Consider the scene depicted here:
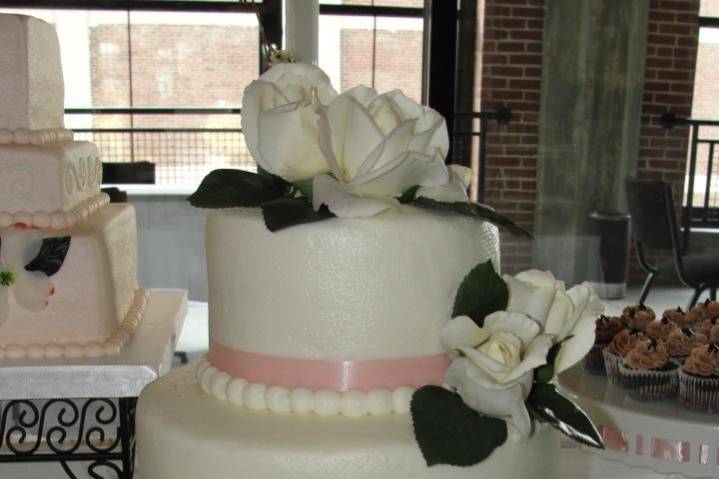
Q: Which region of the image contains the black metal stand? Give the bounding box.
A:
[0,397,137,478]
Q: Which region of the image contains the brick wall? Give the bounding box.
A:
[633,0,700,280]
[479,0,545,274]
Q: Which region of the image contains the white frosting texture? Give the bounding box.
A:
[0,141,102,215]
[0,15,64,132]
[0,128,73,145]
[0,288,149,360]
[0,192,110,230]
[206,206,500,361]
[0,204,139,348]
[195,359,414,416]
[137,366,560,479]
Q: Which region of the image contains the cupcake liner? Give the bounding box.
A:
[678,369,719,412]
[618,362,678,400]
[670,356,688,368]
[602,349,623,386]
[583,342,607,375]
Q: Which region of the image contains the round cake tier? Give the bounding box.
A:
[137,366,560,479]
[558,365,719,478]
[206,206,500,362]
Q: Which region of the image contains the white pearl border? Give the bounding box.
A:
[195,359,415,417]
[0,128,74,145]
[0,193,110,230]
[0,288,150,360]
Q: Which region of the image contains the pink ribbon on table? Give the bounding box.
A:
[209,340,451,392]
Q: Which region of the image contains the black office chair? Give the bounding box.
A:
[626,177,719,310]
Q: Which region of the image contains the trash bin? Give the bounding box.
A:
[588,212,631,300]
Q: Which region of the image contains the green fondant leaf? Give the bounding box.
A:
[261,197,334,232]
[25,236,71,277]
[452,260,508,327]
[292,179,314,200]
[410,197,532,238]
[411,386,508,467]
[188,169,290,208]
[535,335,574,383]
[398,185,420,204]
[527,383,603,449]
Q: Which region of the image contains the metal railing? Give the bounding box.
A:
[66,107,253,185]
[661,112,719,231]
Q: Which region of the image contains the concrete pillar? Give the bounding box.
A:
[534,0,650,284]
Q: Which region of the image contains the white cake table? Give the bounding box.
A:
[0,289,187,479]
[558,365,719,479]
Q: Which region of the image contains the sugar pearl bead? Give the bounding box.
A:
[6,345,27,359]
[63,344,84,358]
[0,212,13,227]
[392,387,414,414]
[50,211,67,229]
[13,129,30,144]
[367,389,393,416]
[314,390,341,416]
[195,360,211,378]
[243,383,268,411]
[27,344,45,359]
[210,371,231,401]
[340,390,368,417]
[83,342,104,358]
[45,344,64,359]
[15,212,32,226]
[199,366,218,394]
[226,378,248,406]
[266,386,291,413]
[32,212,51,229]
[290,388,314,414]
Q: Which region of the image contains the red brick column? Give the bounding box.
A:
[479,0,544,274]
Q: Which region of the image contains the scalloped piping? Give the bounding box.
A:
[0,193,110,230]
[0,288,150,360]
[0,128,74,145]
[194,359,416,417]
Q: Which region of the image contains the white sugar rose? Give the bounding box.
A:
[312,86,453,218]
[241,63,337,181]
[442,314,554,441]
[504,270,603,375]
[0,225,54,326]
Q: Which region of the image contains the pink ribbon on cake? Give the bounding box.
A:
[209,340,450,392]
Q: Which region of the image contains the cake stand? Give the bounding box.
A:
[0,289,187,479]
[558,365,719,479]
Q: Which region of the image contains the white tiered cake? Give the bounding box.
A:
[0,15,147,360]
[137,207,560,478]
[137,62,605,478]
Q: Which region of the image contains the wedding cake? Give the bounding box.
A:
[137,63,604,478]
[0,14,147,360]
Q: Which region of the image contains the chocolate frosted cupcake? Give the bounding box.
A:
[622,304,655,331]
[667,327,708,364]
[679,343,719,411]
[663,306,685,324]
[688,299,719,324]
[646,316,679,341]
[583,315,623,374]
[700,317,719,337]
[619,338,678,400]
[711,325,719,344]
[603,329,643,385]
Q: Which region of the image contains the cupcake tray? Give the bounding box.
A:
[558,365,719,478]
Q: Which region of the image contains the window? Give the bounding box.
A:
[1,2,428,188]
[687,0,719,216]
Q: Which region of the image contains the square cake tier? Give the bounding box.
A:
[0,141,102,215]
[0,15,65,132]
[0,204,139,350]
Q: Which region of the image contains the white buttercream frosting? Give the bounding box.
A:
[206,206,500,361]
[0,288,148,360]
[0,15,65,132]
[0,192,109,229]
[195,359,412,416]
[137,366,562,479]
